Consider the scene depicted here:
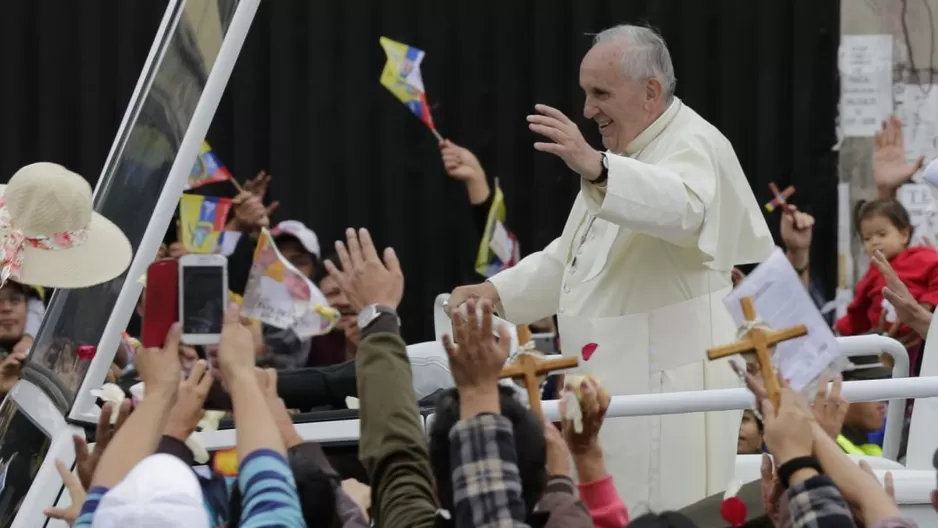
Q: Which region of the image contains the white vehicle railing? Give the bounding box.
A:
[839,334,909,459]
[539,335,921,461]
[197,335,925,463]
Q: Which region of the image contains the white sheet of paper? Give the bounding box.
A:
[489,220,513,263]
[897,183,937,245]
[839,35,893,137]
[895,83,938,175]
[723,248,842,391]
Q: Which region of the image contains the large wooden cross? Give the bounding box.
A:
[707,297,807,407]
[765,182,796,213]
[500,324,578,418]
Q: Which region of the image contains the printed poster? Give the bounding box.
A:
[897,183,938,245]
[839,35,894,137]
[894,83,938,176]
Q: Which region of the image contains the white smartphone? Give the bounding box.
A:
[178,253,228,346]
[432,293,519,354]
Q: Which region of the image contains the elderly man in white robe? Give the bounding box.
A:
[447,24,774,510]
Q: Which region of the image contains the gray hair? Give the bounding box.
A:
[593,25,677,100]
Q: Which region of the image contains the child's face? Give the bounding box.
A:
[860,215,909,259]
[737,410,763,455]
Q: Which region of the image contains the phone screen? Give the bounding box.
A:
[182,265,225,335]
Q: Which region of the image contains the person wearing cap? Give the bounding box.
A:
[270,220,320,278]
[836,357,889,457]
[258,220,327,369]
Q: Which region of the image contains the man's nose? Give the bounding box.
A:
[583,99,597,119]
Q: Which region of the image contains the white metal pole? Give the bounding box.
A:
[541,376,938,421]
[69,0,262,422]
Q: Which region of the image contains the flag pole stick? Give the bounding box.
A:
[431,128,443,143]
[229,177,245,194]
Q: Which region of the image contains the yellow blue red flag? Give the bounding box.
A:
[475,179,520,277]
[179,194,233,254]
[188,141,233,190]
[379,37,438,136]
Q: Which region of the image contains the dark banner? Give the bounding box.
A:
[0,0,840,342]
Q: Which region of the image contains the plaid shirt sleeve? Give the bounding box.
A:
[786,474,858,528]
[449,413,530,528]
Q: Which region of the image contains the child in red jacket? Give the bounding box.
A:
[836,199,938,374]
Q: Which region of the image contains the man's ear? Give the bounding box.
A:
[644,78,664,106]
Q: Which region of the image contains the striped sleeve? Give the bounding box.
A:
[237,449,305,528]
[71,486,109,527]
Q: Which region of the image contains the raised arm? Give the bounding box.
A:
[324,228,438,528]
[579,144,713,248]
[528,102,771,269]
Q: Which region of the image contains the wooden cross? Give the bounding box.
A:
[706,297,808,407]
[500,324,578,418]
[765,182,796,213]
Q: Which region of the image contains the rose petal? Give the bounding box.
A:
[581,342,598,361]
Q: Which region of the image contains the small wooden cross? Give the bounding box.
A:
[500,324,578,418]
[765,182,796,213]
[707,297,808,407]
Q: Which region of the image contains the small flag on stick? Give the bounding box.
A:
[178,194,233,254]
[188,141,243,192]
[241,229,339,338]
[379,37,442,141]
[764,182,796,213]
[475,179,520,277]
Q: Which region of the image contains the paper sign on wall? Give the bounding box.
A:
[897,183,937,245]
[839,35,894,137]
[895,83,938,175]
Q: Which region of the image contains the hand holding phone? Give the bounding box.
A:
[178,254,228,346]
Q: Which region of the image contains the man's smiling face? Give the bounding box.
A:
[579,40,661,154]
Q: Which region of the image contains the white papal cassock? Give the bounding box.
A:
[488,97,774,511]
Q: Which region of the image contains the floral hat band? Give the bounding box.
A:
[0,198,89,287]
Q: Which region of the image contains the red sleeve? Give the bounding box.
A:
[835,269,876,336]
[577,476,629,528]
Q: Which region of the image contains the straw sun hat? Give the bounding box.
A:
[0,162,132,288]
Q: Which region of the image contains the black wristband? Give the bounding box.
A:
[776,456,821,488]
[592,152,609,184]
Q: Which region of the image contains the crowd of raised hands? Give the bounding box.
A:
[36,223,936,528]
[736,362,918,527]
[44,302,309,526]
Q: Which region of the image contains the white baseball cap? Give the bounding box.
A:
[271,220,320,258]
[92,454,209,528]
